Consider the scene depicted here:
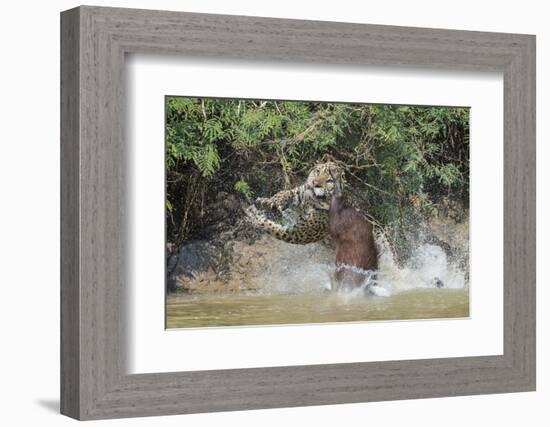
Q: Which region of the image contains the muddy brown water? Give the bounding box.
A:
[166,287,469,329]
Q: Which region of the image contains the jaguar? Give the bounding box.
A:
[245,155,345,244]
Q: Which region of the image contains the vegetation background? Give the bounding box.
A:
[165,97,469,249]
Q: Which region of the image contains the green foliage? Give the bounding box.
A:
[234,179,252,198]
[166,97,469,243]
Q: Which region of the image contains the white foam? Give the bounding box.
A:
[377,240,468,294]
[253,237,468,298]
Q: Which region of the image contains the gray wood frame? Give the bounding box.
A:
[60,5,536,420]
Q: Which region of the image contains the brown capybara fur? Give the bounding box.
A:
[328,193,378,291]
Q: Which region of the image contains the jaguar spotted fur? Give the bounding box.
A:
[245,155,345,244]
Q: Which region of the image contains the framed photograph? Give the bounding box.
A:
[61,6,536,420]
[163,97,471,329]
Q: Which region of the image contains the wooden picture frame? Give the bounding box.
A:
[60,5,536,420]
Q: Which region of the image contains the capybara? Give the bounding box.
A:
[328,186,378,292]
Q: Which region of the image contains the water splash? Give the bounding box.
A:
[253,233,468,298]
[374,238,468,296]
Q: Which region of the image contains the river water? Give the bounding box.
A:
[167,288,469,328]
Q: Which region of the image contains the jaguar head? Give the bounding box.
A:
[305,155,345,210]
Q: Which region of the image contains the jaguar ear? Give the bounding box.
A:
[319,153,335,163]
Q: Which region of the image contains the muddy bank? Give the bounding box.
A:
[168,235,334,294]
